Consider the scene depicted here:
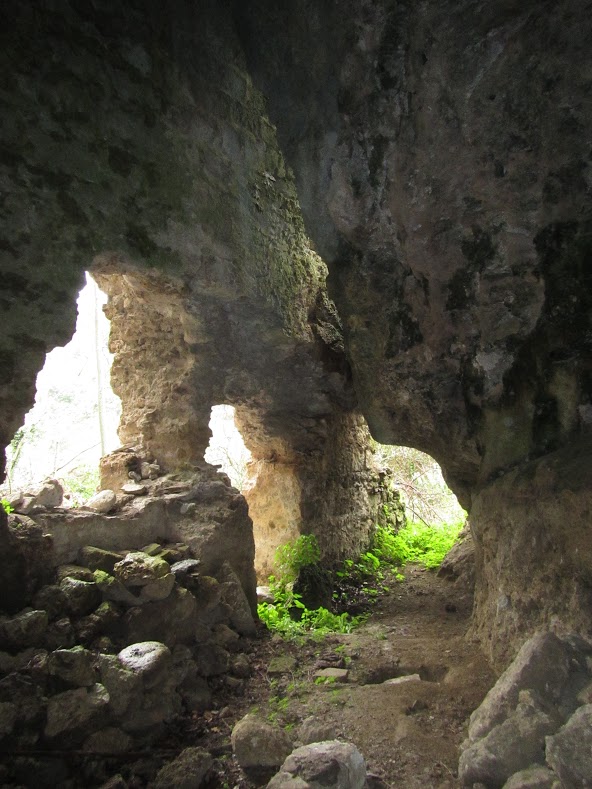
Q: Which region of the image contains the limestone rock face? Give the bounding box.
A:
[239,0,592,662]
[0,0,591,665]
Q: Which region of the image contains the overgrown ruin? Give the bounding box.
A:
[0,0,591,786]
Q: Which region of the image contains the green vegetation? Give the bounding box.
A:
[1,499,13,515]
[372,520,464,570]
[257,535,366,641]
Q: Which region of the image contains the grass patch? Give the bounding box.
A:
[374,520,464,569]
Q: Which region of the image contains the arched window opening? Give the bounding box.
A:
[1,273,121,505]
[204,404,252,491]
[372,442,466,527]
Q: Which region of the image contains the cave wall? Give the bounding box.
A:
[0,0,387,579]
[237,0,592,664]
[2,0,591,665]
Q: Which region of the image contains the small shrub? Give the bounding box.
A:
[373,520,464,570]
[258,535,365,641]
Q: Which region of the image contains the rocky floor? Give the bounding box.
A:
[0,561,496,787]
[179,565,495,788]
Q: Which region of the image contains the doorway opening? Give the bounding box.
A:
[204,404,252,491]
[1,273,121,505]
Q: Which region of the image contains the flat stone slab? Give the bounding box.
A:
[314,667,349,681]
[383,674,422,685]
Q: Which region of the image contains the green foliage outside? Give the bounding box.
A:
[257,535,366,640]
[372,519,464,570]
[62,464,100,505]
[1,499,13,515]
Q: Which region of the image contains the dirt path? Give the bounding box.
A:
[191,564,496,788]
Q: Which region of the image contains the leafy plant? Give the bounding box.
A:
[372,520,464,570]
[1,499,13,515]
[257,535,365,641]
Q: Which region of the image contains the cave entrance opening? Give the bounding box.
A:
[0,272,121,505]
[204,404,253,492]
[372,442,466,527]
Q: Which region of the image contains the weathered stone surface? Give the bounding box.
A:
[152,747,213,789]
[85,490,117,514]
[57,565,96,583]
[79,546,124,573]
[48,646,96,687]
[0,610,48,651]
[193,643,230,677]
[60,577,102,617]
[459,693,558,787]
[44,684,110,742]
[468,633,582,742]
[438,526,475,591]
[269,740,367,789]
[0,0,591,676]
[98,655,141,718]
[22,480,63,510]
[32,585,67,620]
[218,562,256,636]
[546,704,592,788]
[297,717,338,747]
[120,587,199,647]
[113,552,170,587]
[231,715,293,783]
[120,483,147,496]
[315,668,349,682]
[45,617,76,651]
[502,766,560,789]
[118,642,172,688]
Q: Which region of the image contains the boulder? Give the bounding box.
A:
[57,564,96,582]
[231,714,293,783]
[297,717,338,746]
[218,562,256,636]
[120,586,199,647]
[118,642,172,689]
[152,747,213,788]
[48,646,96,687]
[79,546,123,573]
[60,577,102,617]
[193,643,230,677]
[459,692,559,787]
[0,609,48,651]
[113,552,175,602]
[468,633,584,742]
[45,617,76,651]
[438,526,475,590]
[268,740,367,789]
[93,570,141,606]
[28,479,63,509]
[502,765,560,789]
[75,601,120,644]
[98,655,141,717]
[44,683,110,743]
[85,490,117,514]
[33,585,67,620]
[546,704,592,788]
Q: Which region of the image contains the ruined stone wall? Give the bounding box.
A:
[239,0,592,662]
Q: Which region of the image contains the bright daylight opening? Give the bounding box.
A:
[1,273,121,505]
[204,404,252,491]
[372,442,466,527]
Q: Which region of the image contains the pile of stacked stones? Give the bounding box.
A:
[0,536,256,787]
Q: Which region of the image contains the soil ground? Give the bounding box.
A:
[184,563,496,788]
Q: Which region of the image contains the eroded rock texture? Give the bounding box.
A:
[238,0,592,664]
[1,0,591,664]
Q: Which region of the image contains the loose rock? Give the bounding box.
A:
[546,703,592,788]
[152,747,213,788]
[231,714,293,783]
